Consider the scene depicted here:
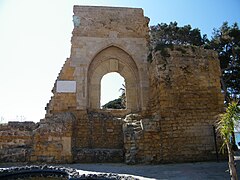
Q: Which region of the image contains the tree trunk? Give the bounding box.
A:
[220,77,230,103]
[227,141,238,180]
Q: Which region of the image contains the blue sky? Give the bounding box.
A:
[0,0,239,122]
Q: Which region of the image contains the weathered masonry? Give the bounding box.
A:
[46,6,149,114]
[0,6,224,164]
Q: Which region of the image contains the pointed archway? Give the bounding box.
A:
[88,46,140,112]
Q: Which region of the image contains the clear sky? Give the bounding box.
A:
[0,0,239,123]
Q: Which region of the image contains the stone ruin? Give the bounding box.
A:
[0,6,224,164]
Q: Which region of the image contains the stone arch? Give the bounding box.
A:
[88,46,140,111]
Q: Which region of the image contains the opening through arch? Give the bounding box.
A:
[88,46,141,112]
[101,72,126,109]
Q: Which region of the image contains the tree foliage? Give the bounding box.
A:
[205,22,240,102]
[217,101,240,180]
[102,84,126,109]
[217,102,240,148]
[102,98,124,109]
[150,21,240,103]
[150,21,206,48]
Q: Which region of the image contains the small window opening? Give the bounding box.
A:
[101,72,126,109]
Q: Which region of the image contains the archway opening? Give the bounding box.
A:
[101,72,126,109]
[88,46,141,111]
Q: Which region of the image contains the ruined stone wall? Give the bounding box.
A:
[0,122,37,162]
[44,6,150,163]
[0,6,225,164]
[143,46,223,163]
[30,113,75,163]
[72,110,124,163]
[0,44,224,165]
[123,114,162,164]
[72,6,149,38]
[0,113,76,164]
[46,58,77,115]
[46,6,149,113]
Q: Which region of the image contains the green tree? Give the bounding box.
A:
[150,21,240,103]
[206,22,240,103]
[102,98,123,109]
[217,101,240,180]
[150,21,205,48]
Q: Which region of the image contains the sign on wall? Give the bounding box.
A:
[56,81,76,93]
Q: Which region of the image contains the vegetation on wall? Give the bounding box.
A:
[149,21,240,103]
[105,21,240,107]
[148,21,206,63]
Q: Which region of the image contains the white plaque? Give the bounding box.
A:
[56,81,76,93]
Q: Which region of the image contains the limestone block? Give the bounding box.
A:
[109,59,119,72]
[62,137,72,155]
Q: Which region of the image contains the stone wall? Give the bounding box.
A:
[72,6,149,38]
[0,46,224,164]
[0,122,37,162]
[0,111,124,164]
[0,113,76,164]
[123,114,162,164]
[30,113,75,163]
[72,110,124,163]
[46,6,150,113]
[46,58,76,115]
[124,45,224,163]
